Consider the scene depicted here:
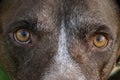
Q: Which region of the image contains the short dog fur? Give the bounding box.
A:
[0,0,120,80]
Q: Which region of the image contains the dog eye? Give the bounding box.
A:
[14,29,31,44]
[93,34,108,48]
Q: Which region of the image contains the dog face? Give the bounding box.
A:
[1,0,120,80]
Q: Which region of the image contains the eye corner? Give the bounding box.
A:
[9,28,36,47]
[7,19,37,46]
[87,32,113,52]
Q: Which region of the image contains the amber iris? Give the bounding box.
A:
[93,34,108,48]
[14,29,30,42]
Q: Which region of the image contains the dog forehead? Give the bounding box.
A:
[1,0,117,17]
[2,0,118,34]
[2,0,95,17]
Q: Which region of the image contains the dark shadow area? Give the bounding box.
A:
[116,0,120,9]
[109,54,120,79]
[108,69,120,80]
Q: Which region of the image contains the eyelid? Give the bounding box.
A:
[90,25,114,40]
[9,28,35,46]
[8,20,36,33]
[7,19,37,47]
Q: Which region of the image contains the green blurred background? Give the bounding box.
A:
[0,64,10,80]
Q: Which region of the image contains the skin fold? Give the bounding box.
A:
[0,0,120,80]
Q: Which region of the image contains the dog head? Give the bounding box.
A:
[0,0,120,80]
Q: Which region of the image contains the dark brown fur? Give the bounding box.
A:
[0,0,120,80]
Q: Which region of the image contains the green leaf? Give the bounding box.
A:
[0,64,10,80]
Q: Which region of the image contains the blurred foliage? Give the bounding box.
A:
[0,64,10,80]
[109,62,120,80]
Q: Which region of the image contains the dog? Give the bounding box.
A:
[0,0,120,80]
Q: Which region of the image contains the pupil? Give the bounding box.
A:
[96,36,104,42]
[20,30,27,37]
